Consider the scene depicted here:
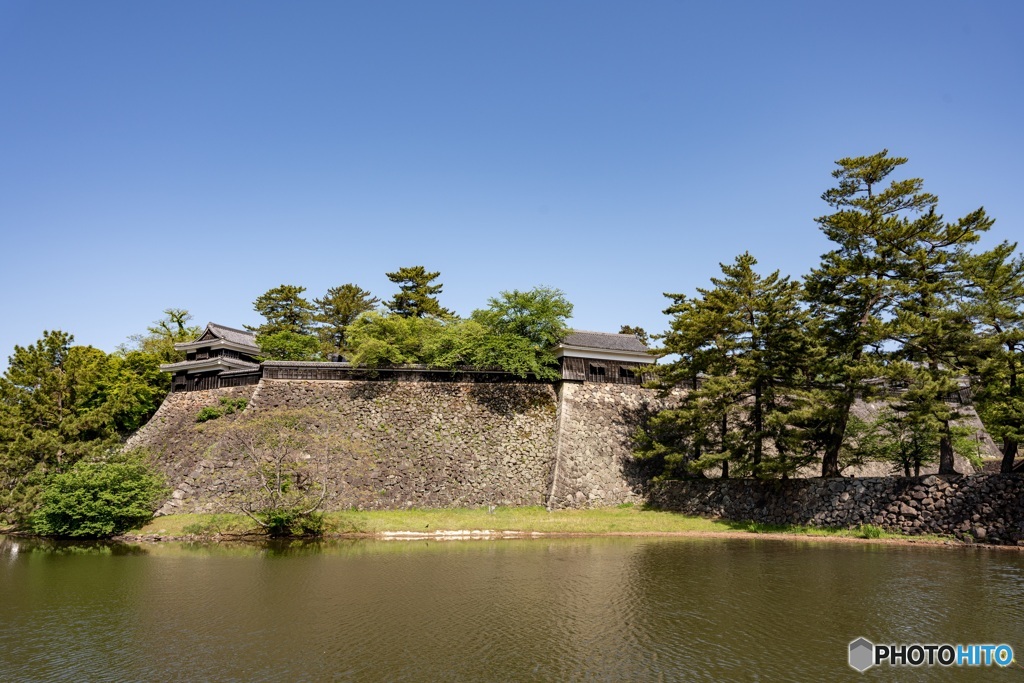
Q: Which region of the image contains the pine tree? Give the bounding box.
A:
[248,285,315,335]
[641,253,813,478]
[805,150,991,476]
[0,331,163,525]
[886,203,990,473]
[314,284,380,354]
[384,266,452,319]
[248,285,320,361]
[962,242,1024,472]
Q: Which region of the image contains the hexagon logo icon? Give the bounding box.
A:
[849,637,875,672]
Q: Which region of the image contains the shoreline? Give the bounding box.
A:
[109,528,1024,551]
[8,505,1022,550]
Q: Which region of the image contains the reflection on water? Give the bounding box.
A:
[1,535,1021,682]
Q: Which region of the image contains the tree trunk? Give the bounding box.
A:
[938,423,958,474]
[1001,438,1019,474]
[752,384,763,469]
[719,413,729,479]
[820,390,855,477]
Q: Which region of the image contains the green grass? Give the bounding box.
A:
[133,507,954,543]
[722,519,948,542]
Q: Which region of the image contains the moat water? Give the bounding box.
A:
[1,535,1021,682]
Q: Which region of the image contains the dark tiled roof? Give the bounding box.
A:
[159,357,261,372]
[561,330,649,353]
[206,323,259,349]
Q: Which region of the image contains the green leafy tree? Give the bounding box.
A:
[30,450,167,538]
[101,350,171,432]
[255,331,323,362]
[641,253,815,478]
[472,287,573,348]
[804,150,991,476]
[347,287,573,379]
[249,285,316,335]
[467,286,573,378]
[962,242,1024,472]
[0,331,167,526]
[314,284,380,355]
[345,312,445,367]
[123,308,201,364]
[427,319,563,380]
[384,266,453,318]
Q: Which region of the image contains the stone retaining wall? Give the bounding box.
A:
[547,382,662,508]
[649,475,1024,545]
[135,379,561,514]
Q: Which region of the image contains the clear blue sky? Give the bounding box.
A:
[1,1,1021,361]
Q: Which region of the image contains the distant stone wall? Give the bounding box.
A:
[136,379,559,514]
[547,382,664,508]
[650,475,1024,545]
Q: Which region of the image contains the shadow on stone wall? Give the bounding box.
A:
[617,401,664,496]
[469,383,557,416]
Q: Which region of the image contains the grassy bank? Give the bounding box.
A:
[131,505,953,543]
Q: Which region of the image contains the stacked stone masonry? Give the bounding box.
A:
[650,475,1024,545]
[130,379,562,515]
[547,382,665,508]
[128,378,1020,544]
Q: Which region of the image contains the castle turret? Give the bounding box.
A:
[160,323,262,391]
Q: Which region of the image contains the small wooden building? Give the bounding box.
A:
[554,331,654,385]
[160,323,262,392]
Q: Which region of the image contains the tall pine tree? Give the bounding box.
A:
[384,266,453,319]
[962,242,1024,472]
[314,284,380,355]
[641,253,814,478]
[805,150,991,475]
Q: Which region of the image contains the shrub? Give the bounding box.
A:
[196,406,223,423]
[220,397,248,413]
[31,451,168,538]
[195,397,249,423]
[256,508,326,537]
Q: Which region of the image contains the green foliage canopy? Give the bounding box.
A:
[638,253,816,479]
[255,330,323,362]
[250,284,316,336]
[0,330,167,525]
[30,450,167,538]
[314,283,380,355]
[384,266,453,319]
[123,309,201,364]
[346,286,573,380]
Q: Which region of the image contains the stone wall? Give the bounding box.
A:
[130,377,1012,537]
[136,379,559,514]
[649,474,1024,545]
[547,382,663,508]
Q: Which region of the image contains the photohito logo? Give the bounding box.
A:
[849,638,1014,672]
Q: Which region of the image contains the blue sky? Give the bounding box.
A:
[1,1,1021,361]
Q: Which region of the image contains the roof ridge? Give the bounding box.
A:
[207,322,256,336]
[568,329,635,336]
